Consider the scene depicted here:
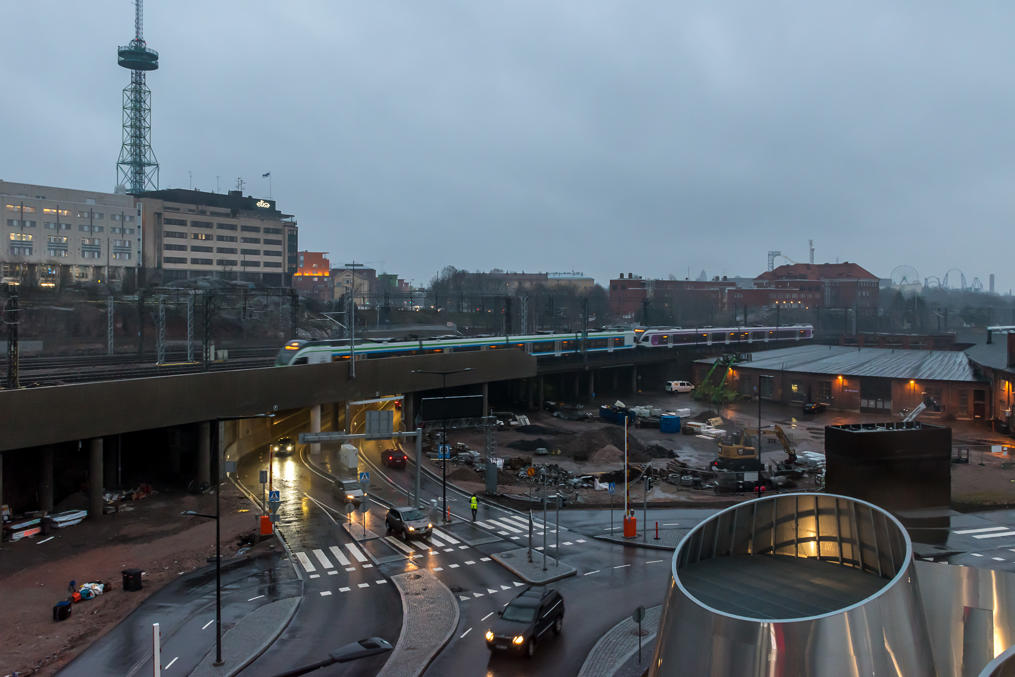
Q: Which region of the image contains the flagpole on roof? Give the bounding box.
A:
[262,171,272,199]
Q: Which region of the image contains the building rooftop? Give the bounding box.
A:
[756,262,878,282]
[136,188,292,219]
[697,344,983,382]
[965,338,1012,373]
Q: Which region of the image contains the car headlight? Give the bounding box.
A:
[512,635,525,645]
[346,494,354,500]
[286,445,293,451]
[485,630,494,642]
[408,526,415,531]
[272,446,279,451]
[427,523,432,529]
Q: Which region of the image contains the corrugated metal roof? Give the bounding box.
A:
[696,344,983,382]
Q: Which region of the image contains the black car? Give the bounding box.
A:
[802,402,828,414]
[485,586,564,657]
[272,436,295,455]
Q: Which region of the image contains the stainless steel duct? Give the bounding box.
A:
[650,492,934,676]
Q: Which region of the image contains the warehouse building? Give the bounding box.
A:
[695,344,987,418]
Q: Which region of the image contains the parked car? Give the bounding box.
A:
[382,448,408,469]
[485,586,564,657]
[802,401,828,414]
[333,478,365,506]
[272,436,295,456]
[385,506,432,541]
[665,380,695,393]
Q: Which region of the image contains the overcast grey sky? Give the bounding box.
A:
[2,2,1013,291]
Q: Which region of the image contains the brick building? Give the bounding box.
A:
[731,262,880,311]
[292,250,332,303]
[608,274,737,319]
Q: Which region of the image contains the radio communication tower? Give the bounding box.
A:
[116,0,159,193]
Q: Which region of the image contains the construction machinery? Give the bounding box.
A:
[901,393,940,422]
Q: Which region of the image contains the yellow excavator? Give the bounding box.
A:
[713,425,797,471]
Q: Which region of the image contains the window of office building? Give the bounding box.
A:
[241,236,260,244]
[216,223,237,231]
[47,235,68,245]
[164,231,186,239]
[191,258,213,265]
[216,247,237,254]
[191,245,213,253]
[216,259,237,266]
[191,220,213,229]
[164,256,187,264]
[112,252,132,260]
[241,225,261,233]
[240,248,260,256]
[92,225,103,232]
[111,226,122,234]
[81,250,102,259]
[10,244,32,255]
[192,233,212,241]
[5,204,36,213]
[164,217,187,226]
[6,219,17,227]
[9,232,32,242]
[263,227,282,234]
[164,243,187,251]
[263,238,282,246]
[216,234,237,242]
[264,250,282,256]
[76,210,88,218]
[264,261,282,268]
[47,248,69,257]
[21,220,36,228]
[42,208,69,216]
[241,260,261,267]
[127,227,135,234]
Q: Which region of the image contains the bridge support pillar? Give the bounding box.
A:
[310,404,322,457]
[631,366,638,393]
[588,370,595,400]
[573,373,581,402]
[537,376,544,411]
[216,421,225,482]
[89,438,103,520]
[40,447,54,513]
[403,394,414,430]
[198,421,211,487]
[482,383,490,417]
[527,379,535,410]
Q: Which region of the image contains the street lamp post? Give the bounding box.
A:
[411,367,472,523]
[182,406,276,668]
[344,262,363,379]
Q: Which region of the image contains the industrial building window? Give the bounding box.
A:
[164,217,187,226]
[191,258,213,265]
[164,244,187,251]
[216,247,237,254]
[191,245,213,253]
[959,390,969,410]
[216,223,237,231]
[164,231,186,239]
[164,256,186,264]
[241,225,261,233]
[216,235,237,242]
[241,237,260,244]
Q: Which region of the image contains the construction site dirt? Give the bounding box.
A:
[0,482,263,676]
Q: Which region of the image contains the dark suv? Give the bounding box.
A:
[272,436,295,456]
[485,586,564,657]
[382,448,408,469]
[385,506,432,541]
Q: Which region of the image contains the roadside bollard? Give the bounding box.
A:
[654,521,659,540]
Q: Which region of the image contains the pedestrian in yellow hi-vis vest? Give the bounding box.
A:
[470,494,478,521]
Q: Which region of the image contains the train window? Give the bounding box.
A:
[293,356,308,365]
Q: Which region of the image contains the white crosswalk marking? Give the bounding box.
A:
[487,588,498,594]
[339,586,350,592]
[432,528,460,544]
[460,595,470,601]
[358,582,370,589]
[295,552,316,573]
[513,581,523,587]
[328,545,350,567]
[429,532,449,547]
[485,519,523,534]
[954,526,1009,535]
[345,542,368,562]
[500,584,511,590]
[312,549,332,570]
[320,591,331,597]
[449,563,460,568]
[974,531,1015,540]
[385,537,415,555]
[473,591,484,598]
[443,548,454,553]
[411,540,432,553]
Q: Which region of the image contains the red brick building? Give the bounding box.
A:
[732,262,879,310]
[292,250,332,303]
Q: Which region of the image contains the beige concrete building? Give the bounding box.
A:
[0,180,140,287]
[136,189,298,286]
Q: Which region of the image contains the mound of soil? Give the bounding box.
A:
[516,424,566,436]
[555,425,645,460]
[644,444,674,459]
[589,444,623,464]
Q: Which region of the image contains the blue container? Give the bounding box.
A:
[660,415,681,434]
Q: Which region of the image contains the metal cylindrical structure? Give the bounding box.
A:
[651,492,933,677]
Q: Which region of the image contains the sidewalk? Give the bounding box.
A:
[578,604,662,677]
[377,570,459,677]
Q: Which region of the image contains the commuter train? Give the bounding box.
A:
[274,324,813,366]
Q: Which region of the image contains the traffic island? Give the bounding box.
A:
[377,570,459,677]
[578,604,662,677]
[490,547,577,584]
[190,596,301,677]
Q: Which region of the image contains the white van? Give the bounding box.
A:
[665,380,695,393]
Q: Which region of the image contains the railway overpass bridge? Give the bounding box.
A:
[0,337,784,518]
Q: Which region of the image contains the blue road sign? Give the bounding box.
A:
[268,490,280,502]
[608,482,616,495]
[438,444,451,460]
[359,471,370,483]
